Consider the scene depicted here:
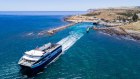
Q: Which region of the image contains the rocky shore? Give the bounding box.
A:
[94,26,140,40]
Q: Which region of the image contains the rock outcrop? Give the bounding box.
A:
[95,27,140,40]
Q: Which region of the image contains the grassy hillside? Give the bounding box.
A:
[85,8,140,22]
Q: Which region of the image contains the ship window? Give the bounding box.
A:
[22,58,36,63]
[25,54,40,58]
[27,60,36,63]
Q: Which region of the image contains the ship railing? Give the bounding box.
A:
[44,44,60,53]
[38,43,52,51]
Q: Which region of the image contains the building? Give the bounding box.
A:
[138,13,140,18]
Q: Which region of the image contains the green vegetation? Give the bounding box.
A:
[117,12,133,17]
[116,10,140,18]
[132,13,139,22]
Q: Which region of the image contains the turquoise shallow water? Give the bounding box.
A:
[0,13,140,79]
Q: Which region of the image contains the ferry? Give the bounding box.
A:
[18,43,62,73]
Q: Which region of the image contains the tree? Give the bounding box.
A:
[132,13,138,22]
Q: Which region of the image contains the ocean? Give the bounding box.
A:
[0,11,140,79]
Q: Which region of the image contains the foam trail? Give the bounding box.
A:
[47,31,84,64]
[57,31,84,53]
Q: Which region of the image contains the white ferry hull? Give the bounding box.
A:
[20,46,62,75]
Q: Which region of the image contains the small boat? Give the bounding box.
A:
[86,27,90,33]
[86,26,93,33]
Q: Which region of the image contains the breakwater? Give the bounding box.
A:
[37,23,77,36]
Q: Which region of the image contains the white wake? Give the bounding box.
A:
[49,30,84,64]
[57,31,84,53]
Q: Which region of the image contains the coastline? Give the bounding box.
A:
[65,15,125,27]
[27,8,140,41]
[65,8,140,41]
[93,21,140,40]
[40,15,140,41]
[93,26,140,40]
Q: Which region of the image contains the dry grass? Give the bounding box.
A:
[86,9,140,21]
[120,21,140,31]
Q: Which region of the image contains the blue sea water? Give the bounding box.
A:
[0,12,140,79]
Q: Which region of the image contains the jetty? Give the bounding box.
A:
[38,23,77,36]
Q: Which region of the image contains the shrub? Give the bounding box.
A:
[132,13,139,22]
